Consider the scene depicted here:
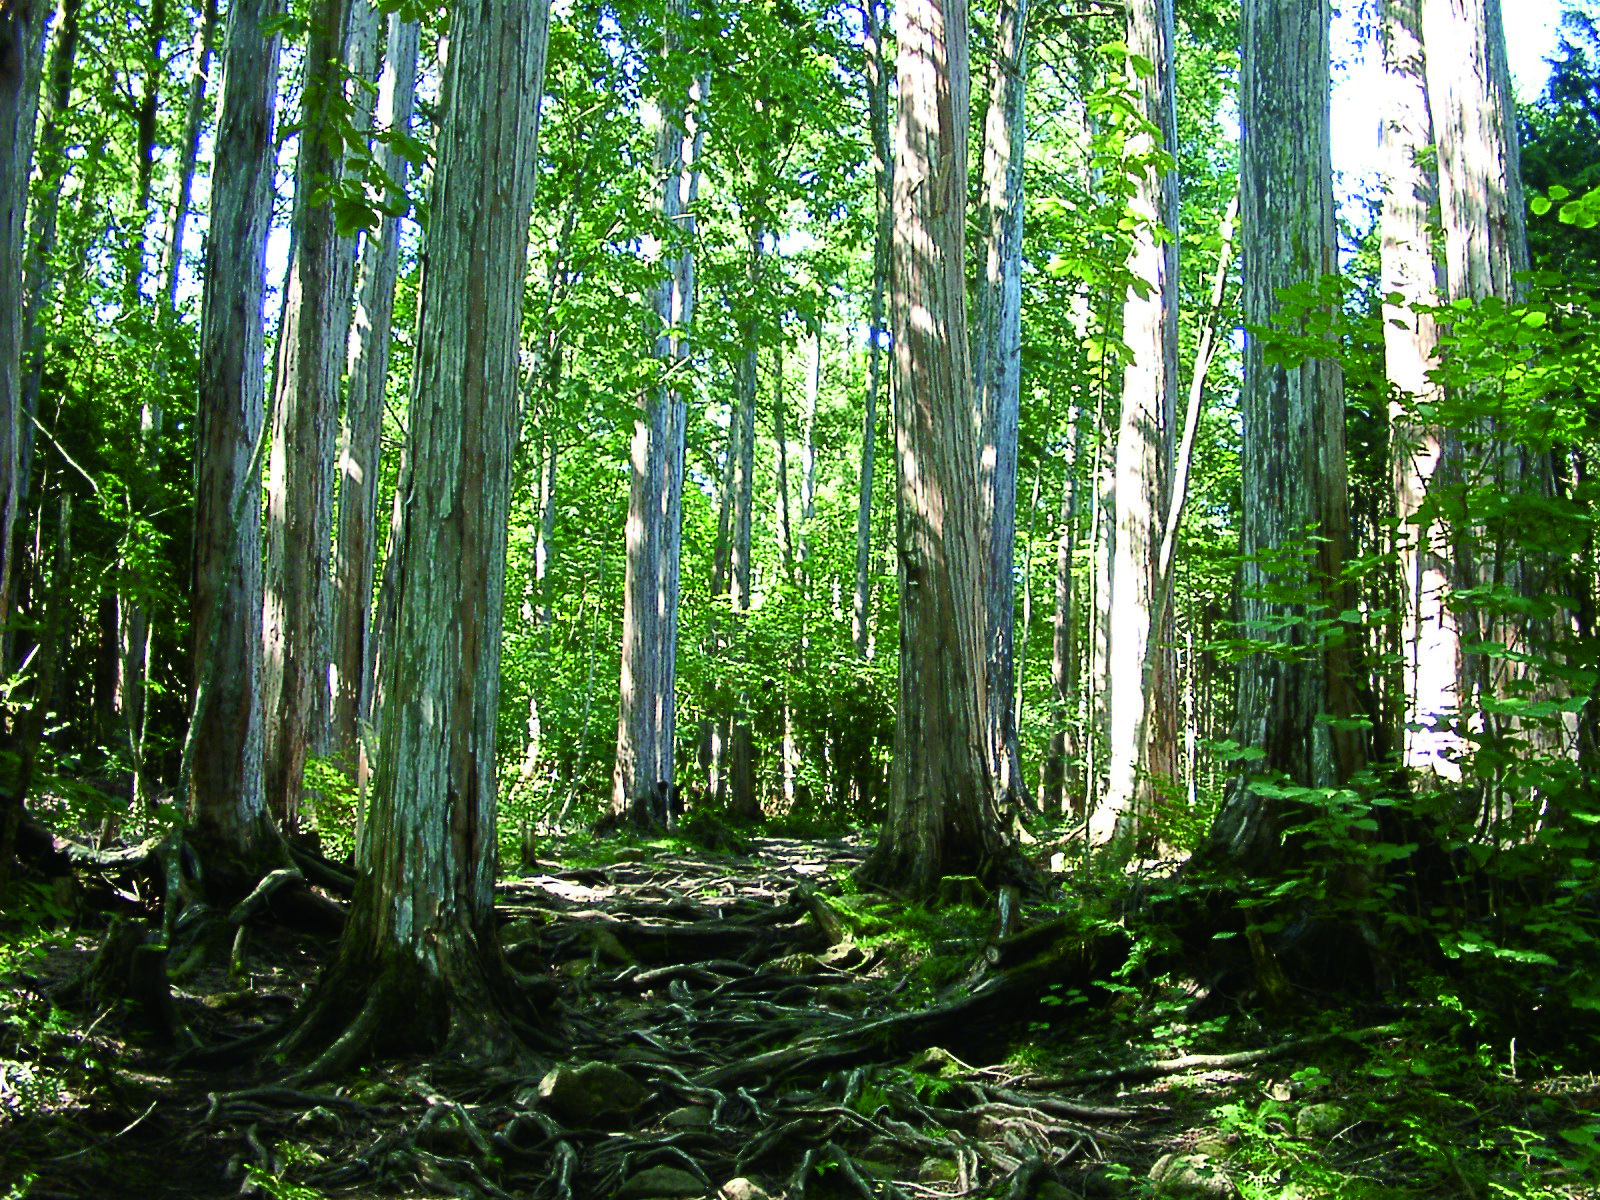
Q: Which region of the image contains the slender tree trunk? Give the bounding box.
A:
[262,0,355,831]
[1043,406,1085,817]
[613,35,704,827]
[282,0,551,1077]
[332,11,420,769]
[124,0,169,305]
[0,0,44,688]
[1204,0,1364,876]
[853,0,891,659]
[973,0,1028,816]
[17,0,79,497]
[159,0,218,311]
[1380,0,1456,779]
[725,233,759,820]
[1100,0,1179,846]
[859,0,1022,898]
[185,0,285,895]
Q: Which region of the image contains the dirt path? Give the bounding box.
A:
[0,835,1501,1199]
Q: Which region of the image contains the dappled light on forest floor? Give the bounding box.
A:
[5,836,1600,1199]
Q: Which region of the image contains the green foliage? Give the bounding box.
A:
[300,756,360,863]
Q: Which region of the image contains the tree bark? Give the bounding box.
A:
[613,30,703,828]
[1380,0,1457,779]
[262,0,355,831]
[1421,0,1555,795]
[1204,0,1364,876]
[284,0,551,1076]
[0,0,44,688]
[1100,0,1179,847]
[858,0,1022,899]
[332,11,420,768]
[972,0,1028,817]
[853,0,891,660]
[186,0,285,895]
[159,0,219,312]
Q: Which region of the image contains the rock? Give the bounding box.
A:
[616,1165,706,1197]
[1295,1102,1348,1140]
[919,1157,960,1183]
[908,1046,961,1075]
[536,1062,649,1124]
[1036,1182,1082,1200]
[662,1104,713,1129]
[759,952,822,976]
[1149,1153,1238,1198]
[818,941,867,969]
[816,985,871,1011]
[719,1178,771,1200]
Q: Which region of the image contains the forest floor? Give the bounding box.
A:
[3,828,1600,1199]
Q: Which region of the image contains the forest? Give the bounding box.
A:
[3,0,1600,1192]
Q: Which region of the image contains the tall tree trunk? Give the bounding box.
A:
[159,0,218,312]
[1421,0,1553,798]
[858,0,1022,899]
[1043,401,1087,818]
[332,11,420,769]
[612,33,704,828]
[972,0,1028,817]
[725,233,759,821]
[124,0,170,305]
[1380,0,1456,778]
[18,0,80,499]
[185,0,285,896]
[1100,0,1179,847]
[853,0,891,659]
[0,0,44,687]
[262,0,355,832]
[282,0,551,1077]
[1204,0,1364,876]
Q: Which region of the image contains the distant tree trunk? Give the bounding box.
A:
[159,0,218,312]
[262,0,354,832]
[0,0,43,687]
[18,0,80,495]
[972,0,1028,817]
[721,230,759,821]
[185,0,285,896]
[1041,428,1083,817]
[124,0,170,304]
[613,37,703,828]
[858,0,1022,898]
[853,0,890,659]
[1380,0,1455,778]
[1100,0,1179,847]
[1204,0,1364,876]
[774,339,795,584]
[282,0,551,1076]
[1421,0,1553,790]
[332,11,420,770]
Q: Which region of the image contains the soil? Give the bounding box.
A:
[2,834,1596,1199]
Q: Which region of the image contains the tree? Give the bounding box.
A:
[853,0,890,661]
[185,0,285,892]
[262,0,355,831]
[1379,0,1454,778]
[1419,0,1554,786]
[283,0,551,1073]
[332,11,421,773]
[858,0,1022,898]
[1203,0,1363,875]
[612,6,703,829]
[1100,0,1180,845]
[972,0,1029,816]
